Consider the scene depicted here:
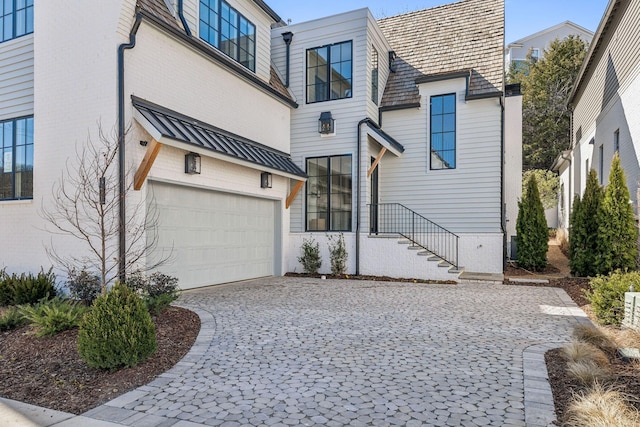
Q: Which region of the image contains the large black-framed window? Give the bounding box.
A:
[0,116,33,200]
[371,46,379,105]
[306,155,352,231]
[199,0,256,71]
[306,41,352,103]
[430,93,456,170]
[1,0,33,43]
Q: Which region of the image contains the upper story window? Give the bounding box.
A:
[371,46,379,105]
[614,129,620,152]
[530,48,540,61]
[598,145,604,184]
[1,0,33,43]
[430,94,456,170]
[199,0,256,71]
[0,116,33,200]
[306,40,352,103]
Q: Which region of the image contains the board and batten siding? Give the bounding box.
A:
[0,34,34,120]
[379,79,502,234]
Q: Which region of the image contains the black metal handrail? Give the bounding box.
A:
[368,203,459,268]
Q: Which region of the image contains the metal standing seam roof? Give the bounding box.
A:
[131,96,306,178]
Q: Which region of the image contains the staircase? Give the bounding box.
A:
[369,203,461,274]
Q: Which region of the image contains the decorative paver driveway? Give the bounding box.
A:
[86,277,586,426]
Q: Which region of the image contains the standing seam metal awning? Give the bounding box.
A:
[131,96,306,179]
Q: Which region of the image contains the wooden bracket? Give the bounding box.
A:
[286,180,305,209]
[367,147,387,178]
[134,139,162,190]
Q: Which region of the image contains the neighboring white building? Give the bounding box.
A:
[505,21,594,72]
[554,0,640,235]
[0,0,520,288]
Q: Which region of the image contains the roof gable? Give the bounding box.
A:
[377,0,504,108]
[507,21,594,47]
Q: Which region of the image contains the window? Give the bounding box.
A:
[0,116,33,200]
[306,155,352,231]
[371,46,379,105]
[530,48,540,61]
[598,145,604,184]
[1,0,33,43]
[199,0,256,71]
[430,94,456,169]
[614,129,620,153]
[306,41,352,103]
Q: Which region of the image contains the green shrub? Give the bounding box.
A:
[0,268,11,306]
[298,236,322,274]
[516,174,548,271]
[66,268,101,304]
[0,307,27,331]
[125,272,179,314]
[585,271,640,326]
[78,283,157,370]
[569,170,603,277]
[19,298,88,337]
[9,268,57,306]
[328,233,348,275]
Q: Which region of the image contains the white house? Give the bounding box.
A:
[553,0,640,236]
[0,0,519,289]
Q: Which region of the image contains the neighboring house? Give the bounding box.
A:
[553,0,640,236]
[0,0,519,289]
[505,21,594,73]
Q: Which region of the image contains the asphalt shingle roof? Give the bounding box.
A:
[377,0,504,108]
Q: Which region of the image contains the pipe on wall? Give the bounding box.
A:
[282,32,293,87]
[177,0,192,37]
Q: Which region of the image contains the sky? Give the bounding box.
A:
[265,0,609,43]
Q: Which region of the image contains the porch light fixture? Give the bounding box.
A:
[318,111,335,134]
[261,172,272,188]
[184,152,201,174]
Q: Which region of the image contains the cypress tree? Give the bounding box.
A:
[516,174,548,271]
[596,154,638,273]
[569,169,603,276]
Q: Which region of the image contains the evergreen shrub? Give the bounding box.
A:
[516,174,548,271]
[298,237,322,274]
[569,170,603,276]
[585,271,640,326]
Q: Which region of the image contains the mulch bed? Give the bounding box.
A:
[0,306,199,414]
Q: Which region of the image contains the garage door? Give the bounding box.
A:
[148,182,277,289]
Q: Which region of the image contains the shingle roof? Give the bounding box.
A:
[134,0,293,104]
[377,0,504,108]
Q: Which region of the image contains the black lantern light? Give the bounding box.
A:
[261,172,272,188]
[318,111,335,134]
[184,152,201,174]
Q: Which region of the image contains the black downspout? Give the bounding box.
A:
[356,118,370,276]
[282,32,293,87]
[499,96,506,270]
[117,13,142,281]
[177,0,192,37]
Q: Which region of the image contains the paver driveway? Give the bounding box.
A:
[86,277,585,426]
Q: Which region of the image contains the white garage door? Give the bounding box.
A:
[148,182,277,289]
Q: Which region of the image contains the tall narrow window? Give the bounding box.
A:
[0,116,33,200]
[306,41,352,103]
[598,145,604,184]
[430,94,456,170]
[306,155,352,231]
[199,0,255,71]
[371,46,379,105]
[614,129,620,153]
[0,0,33,43]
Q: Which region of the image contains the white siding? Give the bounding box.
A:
[0,34,34,120]
[504,93,522,255]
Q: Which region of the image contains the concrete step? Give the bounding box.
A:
[417,250,432,256]
[407,245,422,250]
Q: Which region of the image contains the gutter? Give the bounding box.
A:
[117,12,143,281]
[177,0,192,37]
[282,32,293,87]
[499,96,506,270]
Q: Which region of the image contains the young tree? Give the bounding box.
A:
[522,169,559,210]
[596,154,638,273]
[569,169,603,276]
[40,125,167,292]
[516,174,548,271]
[516,36,588,170]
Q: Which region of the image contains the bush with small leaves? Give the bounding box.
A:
[124,272,179,314]
[298,237,322,274]
[19,298,88,337]
[0,268,11,306]
[78,283,156,370]
[66,268,101,304]
[327,233,348,275]
[10,268,57,305]
[0,306,27,331]
[585,271,640,326]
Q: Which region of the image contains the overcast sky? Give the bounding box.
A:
[266,0,608,43]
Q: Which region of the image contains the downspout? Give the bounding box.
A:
[177,0,192,37]
[117,12,142,281]
[282,32,293,87]
[499,96,506,270]
[356,118,371,276]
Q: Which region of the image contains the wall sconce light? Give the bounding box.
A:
[261,172,272,188]
[139,140,148,147]
[318,111,335,134]
[185,152,201,174]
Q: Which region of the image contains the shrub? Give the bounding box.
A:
[0,307,27,331]
[125,272,179,314]
[19,298,88,337]
[566,383,640,427]
[0,268,11,306]
[569,170,603,277]
[298,237,322,274]
[78,283,156,370]
[328,233,348,275]
[10,268,57,305]
[516,174,548,271]
[585,271,640,326]
[596,154,638,274]
[66,268,101,304]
